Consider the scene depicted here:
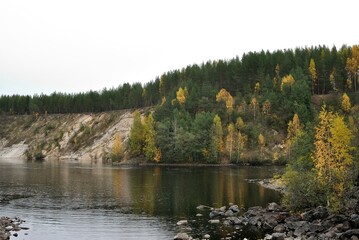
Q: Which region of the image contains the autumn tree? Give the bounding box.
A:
[309,58,318,94]
[176,87,188,105]
[211,114,224,162]
[143,113,159,161]
[281,74,295,92]
[286,114,301,160]
[314,106,355,211]
[345,45,359,92]
[258,133,266,157]
[112,132,125,162]
[129,111,145,156]
[216,88,234,111]
[225,123,235,162]
[262,99,271,116]
[250,97,258,121]
[341,93,351,113]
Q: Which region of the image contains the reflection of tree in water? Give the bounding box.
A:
[110,167,281,217]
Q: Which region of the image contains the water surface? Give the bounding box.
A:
[0,159,282,239]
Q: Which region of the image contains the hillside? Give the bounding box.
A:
[0,109,140,163]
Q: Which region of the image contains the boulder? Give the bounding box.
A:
[312,206,328,220]
[176,220,188,226]
[273,224,286,233]
[301,210,314,221]
[267,202,281,212]
[271,232,286,240]
[174,232,192,240]
[229,204,240,213]
[208,219,220,224]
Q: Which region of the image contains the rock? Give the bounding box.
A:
[340,229,359,239]
[208,219,220,224]
[196,213,203,217]
[227,217,242,225]
[309,223,325,233]
[209,210,222,218]
[273,224,286,233]
[229,205,239,213]
[225,210,234,217]
[267,202,281,212]
[301,210,314,221]
[5,226,12,231]
[176,220,188,226]
[219,206,226,212]
[312,206,328,220]
[328,214,348,223]
[285,220,308,230]
[203,233,210,239]
[174,232,192,240]
[271,232,286,240]
[351,214,359,228]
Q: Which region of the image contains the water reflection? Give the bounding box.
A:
[0,160,282,239]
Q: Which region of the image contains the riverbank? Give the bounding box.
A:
[175,200,359,240]
[0,217,27,240]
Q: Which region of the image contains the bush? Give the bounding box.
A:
[282,168,326,211]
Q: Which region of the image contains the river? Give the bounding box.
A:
[0,159,282,239]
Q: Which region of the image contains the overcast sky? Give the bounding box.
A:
[0,0,358,96]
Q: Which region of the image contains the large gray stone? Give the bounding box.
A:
[271,232,286,240]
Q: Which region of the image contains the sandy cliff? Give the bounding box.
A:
[0,109,140,163]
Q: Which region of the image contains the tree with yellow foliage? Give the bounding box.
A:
[309,58,318,94]
[262,99,271,116]
[287,114,301,160]
[314,106,355,211]
[250,97,258,121]
[281,74,295,92]
[112,132,125,162]
[258,133,265,148]
[345,45,359,92]
[143,113,158,161]
[212,114,224,162]
[341,93,351,113]
[225,123,235,162]
[176,87,188,105]
[216,88,234,111]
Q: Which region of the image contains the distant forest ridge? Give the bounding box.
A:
[0,44,358,115]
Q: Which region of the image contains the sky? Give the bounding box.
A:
[0,0,358,96]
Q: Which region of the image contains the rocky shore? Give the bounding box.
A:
[174,201,359,240]
[0,217,28,240]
